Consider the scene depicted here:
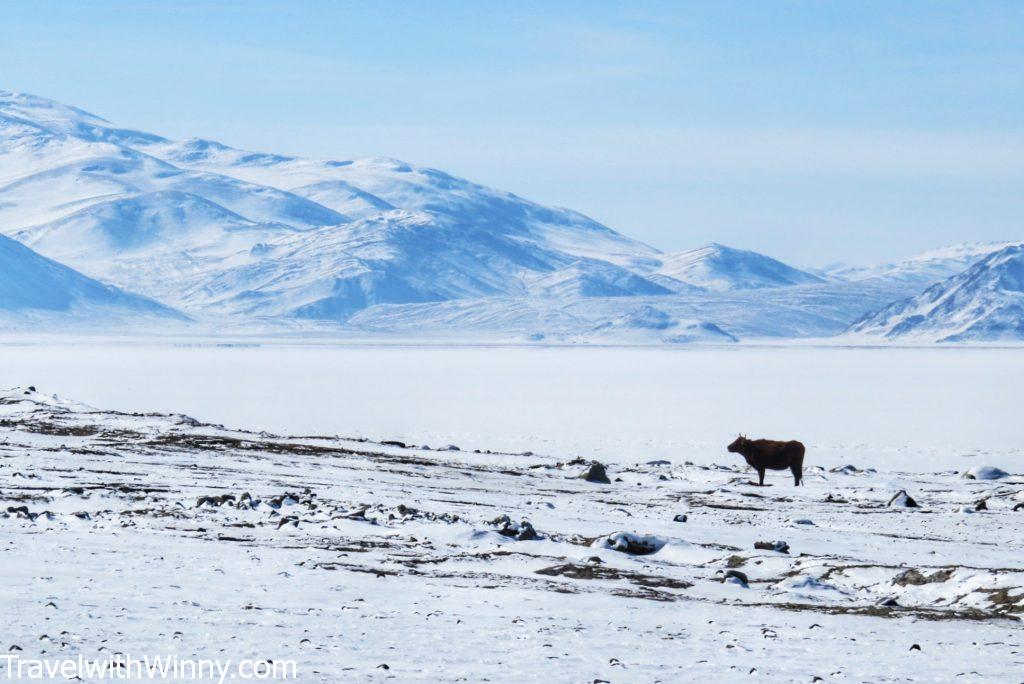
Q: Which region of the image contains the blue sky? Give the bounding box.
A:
[2,1,1022,265]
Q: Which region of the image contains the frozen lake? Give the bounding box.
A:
[1,340,1021,470]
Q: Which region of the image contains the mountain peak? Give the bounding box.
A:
[0,90,109,129]
[655,243,822,291]
[848,243,1024,341]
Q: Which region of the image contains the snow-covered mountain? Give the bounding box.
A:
[653,243,824,291]
[3,90,1011,342]
[847,243,1024,341]
[1,91,675,322]
[826,241,1016,285]
[0,233,182,324]
[14,191,300,303]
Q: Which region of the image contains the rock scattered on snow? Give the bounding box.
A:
[963,466,1009,480]
[887,490,919,508]
[891,568,954,587]
[492,515,539,541]
[754,540,789,554]
[672,514,688,523]
[196,493,236,507]
[579,461,611,484]
[598,532,666,555]
[722,570,749,587]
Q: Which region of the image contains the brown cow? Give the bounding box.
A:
[727,435,804,486]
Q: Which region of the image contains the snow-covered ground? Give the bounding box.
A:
[1,380,1021,682]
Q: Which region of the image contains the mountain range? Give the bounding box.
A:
[0,90,1020,342]
[848,244,1024,342]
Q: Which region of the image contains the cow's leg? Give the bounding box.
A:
[757,468,765,486]
[791,464,802,486]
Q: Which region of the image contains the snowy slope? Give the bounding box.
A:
[583,305,738,344]
[0,233,182,323]
[347,277,920,340]
[653,243,824,291]
[176,211,681,319]
[137,147,663,271]
[826,241,1017,285]
[847,243,1024,341]
[14,191,301,302]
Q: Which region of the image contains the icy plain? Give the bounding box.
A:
[1,344,1022,682]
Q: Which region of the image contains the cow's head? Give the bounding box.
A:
[727,434,748,453]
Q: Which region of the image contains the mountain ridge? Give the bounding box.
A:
[847,243,1024,342]
[0,232,185,324]
[1,90,1020,342]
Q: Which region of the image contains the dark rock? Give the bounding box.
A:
[877,596,899,607]
[381,440,407,448]
[514,521,538,541]
[604,532,665,555]
[195,494,236,508]
[580,461,611,484]
[754,540,789,554]
[672,514,688,523]
[266,492,302,509]
[276,516,299,529]
[723,570,749,586]
[726,555,746,568]
[887,490,919,508]
[236,492,260,509]
[1014,503,1024,512]
[974,498,988,511]
[492,514,540,541]
[395,504,417,517]
[909,644,921,651]
[892,568,954,586]
[536,562,691,589]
